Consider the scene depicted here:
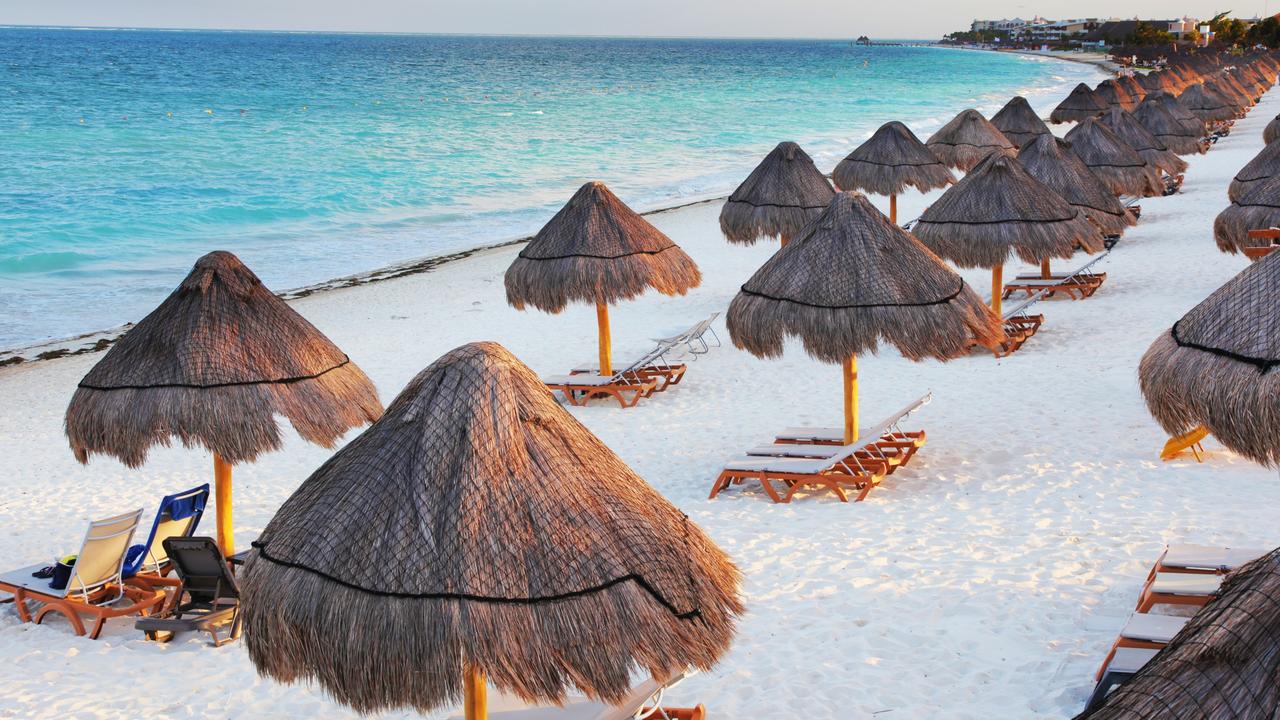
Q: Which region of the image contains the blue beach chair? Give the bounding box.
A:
[123,484,210,579]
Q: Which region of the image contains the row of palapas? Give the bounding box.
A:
[51,49,1280,720]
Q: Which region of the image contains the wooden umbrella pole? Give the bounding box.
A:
[213,453,234,556]
[990,266,1003,318]
[889,194,897,225]
[596,303,612,377]
[1040,259,1051,279]
[843,356,859,445]
[464,664,488,720]
[779,233,790,248]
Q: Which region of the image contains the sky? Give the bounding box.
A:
[1,0,1277,40]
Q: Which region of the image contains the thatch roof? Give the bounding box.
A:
[990,96,1053,149]
[1230,140,1280,202]
[719,141,835,244]
[725,192,1003,363]
[832,121,955,197]
[1265,114,1280,145]
[1050,83,1108,124]
[1178,83,1238,123]
[1117,74,1148,104]
[914,153,1104,269]
[1094,79,1138,112]
[925,109,1016,171]
[1213,174,1280,254]
[240,341,743,714]
[1076,548,1280,719]
[64,251,383,467]
[1133,93,1207,155]
[1017,134,1136,236]
[1099,107,1188,176]
[1064,118,1165,197]
[1138,70,1181,95]
[1139,252,1280,466]
[505,181,701,312]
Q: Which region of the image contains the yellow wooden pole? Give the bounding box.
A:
[1040,259,1051,279]
[991,266,1003,318]
[889,194,897,225]
[213,453,234,556]
[842,356,858,445]
[464,664,487,720]
[779,233,790,248]
[596,303,612,377]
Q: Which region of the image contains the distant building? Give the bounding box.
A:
[1021,18,1103,41]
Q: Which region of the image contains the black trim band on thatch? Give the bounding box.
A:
[737,278,965,309]
[249,540,705,621]
[77,356,353,390]
[843,158,947,169]
[1171,321,1279,372]
[726,200,830,210]
[916,216,1079,226]
[516,245,680,261]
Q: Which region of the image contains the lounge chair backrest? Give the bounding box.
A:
[69,509,144,600]
[1003,289,1048,320]
[876,393,932,435]
[129,484,210,576]
[163,536,239,603]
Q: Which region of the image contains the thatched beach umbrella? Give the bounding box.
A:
[925,109,1016,172]
[1094,79,1138,112]
[1213,174,1280,254]
[1099,107,1188,177]
[1064,118,1164,198]
[1140,90,1208,137]
[1179,83,1237,123]
[1230,140,1280,202]
[727,192,1002,444]
[1139,70,1181,95]
[1050,83,1108,124]
[1117,74,1147,104]
[505,181,701,378]
[1077,548,1280,719]
[64,251,384,555]
[1139,252,1280,466]
[832,121,955,224]
[914,153,1103,315]
[1265,114,1280,145]
[240,342,743,718]
[720,141,835,246]
[1017,134,1136,237]
[1133,93,1207,155]
[990,96,1053,149]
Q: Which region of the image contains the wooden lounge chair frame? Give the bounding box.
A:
[772,393,930,470]
[0,509,165,639]
[1245,228,1280,262]
[1003,254,1109,301]
[1134,572,1220,613]
[136,537,242,647]
[981,290,1047,357]
[1095,613,1189,682]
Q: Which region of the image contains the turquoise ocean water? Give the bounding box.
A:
[0,29,1099,349]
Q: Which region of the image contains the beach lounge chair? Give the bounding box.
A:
[980,290,1047,358]
[1145,543,1266,579]
[1085,647,1160,712]
[1162,173,1184,196]
[769,394,931,471]
[1003,255,1108,301]
[652,312,721,357]
[545,348,663,408]
[124,484,209,583]
[1134,572,1222,613]
[1095,612,1189,681]
[1159,425,1209,462]
[570,346,687,391]
[135,537,241,646]
[0,509,165,639]
[446,670,705,720]
[1244,228,1280,262]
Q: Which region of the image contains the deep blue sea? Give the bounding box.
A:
[0,29,1099,348]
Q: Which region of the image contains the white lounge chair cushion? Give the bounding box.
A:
[1119,613,1189,643]
[1161,544,1266,571]
[0,563,72,599]
[775,427,846,443]
[543,375,626,387]
[746,443,863,458]
[722,455,842,475]
[1106,647,1160,674]
[1150,572,1222,596]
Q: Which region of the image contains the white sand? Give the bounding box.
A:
[3,91,1280,719]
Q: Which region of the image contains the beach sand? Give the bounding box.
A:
[2,90,1279,719]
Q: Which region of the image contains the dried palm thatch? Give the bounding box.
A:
[1117,74,1148,104]
[925,109,1016,171]
[1133,93,1207,155]
[1230,140,1280,202]
[719,141,835,244]
[505,181,701,312]
[1077,548,1280,719]
[1207,77,1250,112]
[914,153,1103,268]
[990,96,1052,149]
[1095,79,1138,111]
[240,341,743,715]
[726,192,1003,363]
[1050,83,1108,124]
[1064,118,1165,198]
[1213,174,1280,254]
[64,251,383,467]
[1139,252,1280,466]
[1099,107,1188,176]
[1017,134,1135,236]
[832,121,955,196]
[1265,114,1280,145]
[1178,83,1238,123]
[1138,70,1181,95]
